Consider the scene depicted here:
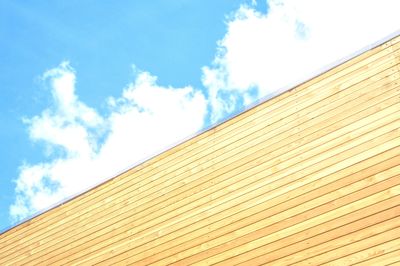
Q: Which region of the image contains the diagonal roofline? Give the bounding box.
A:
[2,29,399,235]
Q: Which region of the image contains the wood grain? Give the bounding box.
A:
[0,33,399,266]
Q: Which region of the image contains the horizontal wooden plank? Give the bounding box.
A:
[144,173,400,266]
[352,248,400,266]
[227,196,400,265]
[135,150,400,265]
[325,238,400,266]
[293,226,400,266]
[175,173,400,266]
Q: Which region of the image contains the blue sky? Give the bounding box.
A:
[0,0,399,232]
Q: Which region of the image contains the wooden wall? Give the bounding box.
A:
[1,34,399,265]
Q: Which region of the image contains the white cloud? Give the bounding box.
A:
[10,0,400,222]
[203,0,400,122]
[10,63,207,222]
[96,71,207,178]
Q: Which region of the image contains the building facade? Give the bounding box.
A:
[0,33,399,265]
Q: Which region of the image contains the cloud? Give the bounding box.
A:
[97,71,207,178]
[10,0,400,222]
[10,62,207,221]
[203,0,400,122]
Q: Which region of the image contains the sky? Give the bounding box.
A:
[0,0,399,232]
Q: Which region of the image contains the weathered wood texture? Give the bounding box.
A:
[1,34,399,266]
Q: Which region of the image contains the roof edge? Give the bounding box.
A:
[2,29,399,235]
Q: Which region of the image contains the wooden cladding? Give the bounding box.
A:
[1,34,399,265]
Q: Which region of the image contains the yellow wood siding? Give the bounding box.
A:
[1,34,399,265]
